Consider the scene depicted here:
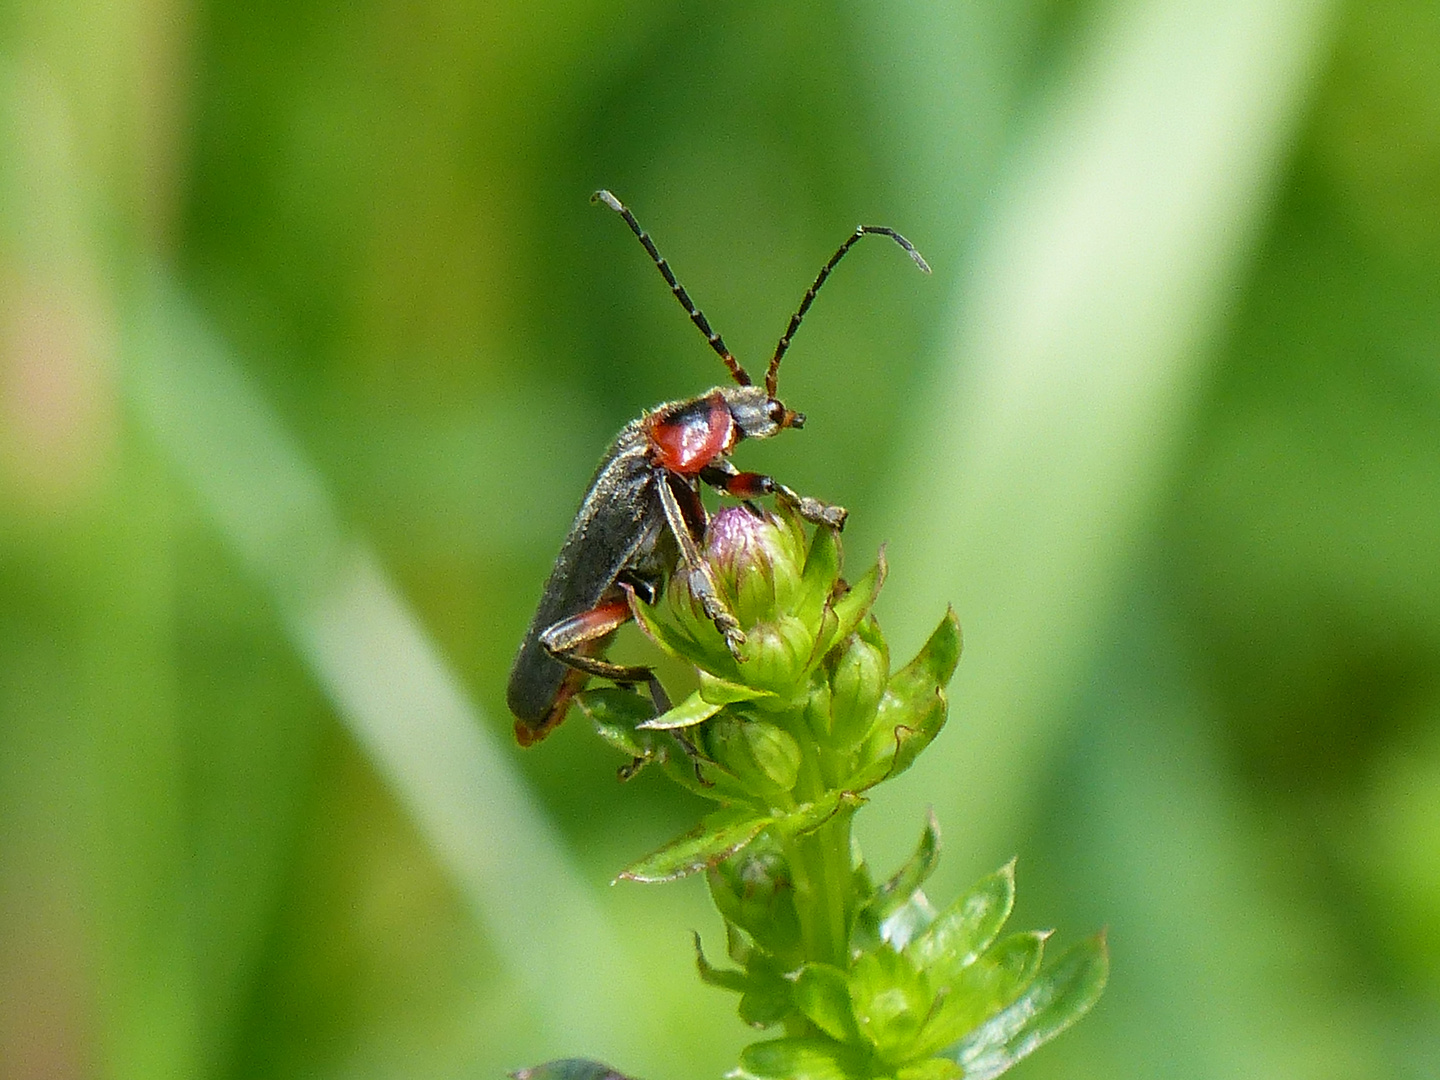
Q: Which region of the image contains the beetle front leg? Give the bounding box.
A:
[538,599,671,716]
[699,461,847,529]
[654,472,747,658]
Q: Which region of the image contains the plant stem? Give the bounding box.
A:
[782,807,855,968]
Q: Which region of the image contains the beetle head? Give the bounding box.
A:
[721,384,805,441]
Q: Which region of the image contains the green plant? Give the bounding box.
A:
[519,505,1106,1080]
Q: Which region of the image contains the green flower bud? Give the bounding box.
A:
[827,617,889,748]
[646,506,817,678]
[707,715,801,797]
[742,614,817,696]
[707,842,803,960]
[802,677,834,743]
[705,505,807,628]
[742,720,802,793]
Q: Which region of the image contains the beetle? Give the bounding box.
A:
[507,189,929,746]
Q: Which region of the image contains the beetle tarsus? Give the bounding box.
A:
[684,564,747,657]
[615,665,677,782]
[776,483,847,530]
[672,729,715,787]
[618,753,654,782]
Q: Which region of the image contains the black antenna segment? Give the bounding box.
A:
[592,190,752,387]
[766,226,931,398]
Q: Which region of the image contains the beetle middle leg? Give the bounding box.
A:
[700,460,847,529]
[538,599,670,717]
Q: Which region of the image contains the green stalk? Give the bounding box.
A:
[779,822,841,967]
[782,738,855,968]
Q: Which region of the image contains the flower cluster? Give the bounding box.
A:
[562,505,1105,1080]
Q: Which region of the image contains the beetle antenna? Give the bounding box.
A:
[766,226,930,397]
[592,190,752,387]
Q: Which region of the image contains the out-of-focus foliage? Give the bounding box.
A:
[1,0,1437,1079]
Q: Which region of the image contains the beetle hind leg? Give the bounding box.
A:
[540,599,693,780]
[538,599,671,716]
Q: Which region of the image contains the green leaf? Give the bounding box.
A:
[793,962,862,1043]
[946,933,1109,1080]
[694,931,750,993]
[680,941,799,1030]
[737,950,794,1036]
[658,747,734,802]
[511,1061,633,1080]
[638,688,725,730]
[739,984,796,1029]
[772,790,865,841]
[575,686,656,727]
[879,694,947,782]
[847,946,930,1063]
[577,688,662,760]
[849,693,947,791]
[802,604,843,688]
[895,1059,963,1080]
[907,861,1016,975]
[848,610,956,787]
[726,920,753,965]
[734,1037,871,1080]
[969,929,1046,999]
[737,949,798,1029]
[875,608,960,730]
[617,808,773,883]
[797,517,843,626]
[700,670,775,705]
[816,552,888,659]
[883,810,942,905]
[913,931,1048,1059]
[872,892,938,954]
[855,811,942,950]
[852,611,890,660]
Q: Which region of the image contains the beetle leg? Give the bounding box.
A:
[539,599,670,715]
[655,471,747,658]
[615,673,675,782]
[700,461,848,529]
[617,569,661,606]
[542,600,705,784]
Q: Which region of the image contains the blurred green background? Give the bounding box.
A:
[2,0,1439,1077]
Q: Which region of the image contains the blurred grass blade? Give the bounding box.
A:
[122,268,646,1056]
[874,0,1338,886]
[1065,599,1382,1076]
